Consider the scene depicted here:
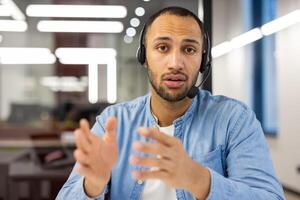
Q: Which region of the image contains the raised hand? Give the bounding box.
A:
[130,128,211,200]
[73,117,118,197]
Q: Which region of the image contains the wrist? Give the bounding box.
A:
[188,161,211,200]
[83,176,109,198]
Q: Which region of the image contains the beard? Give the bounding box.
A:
[147,67,198,102]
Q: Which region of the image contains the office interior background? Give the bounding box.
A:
[0,0,299,199]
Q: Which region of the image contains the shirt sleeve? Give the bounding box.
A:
[205,105,285,200]
[55,163,108,200]
[56,108,111,200]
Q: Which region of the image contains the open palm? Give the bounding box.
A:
[74,117,119,188]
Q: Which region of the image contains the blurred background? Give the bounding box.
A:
[0,0,299,199]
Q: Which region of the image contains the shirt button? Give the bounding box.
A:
[137,180,143,185]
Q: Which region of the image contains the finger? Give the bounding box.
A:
[74,129,92,153]
[103,116,117,142]
[74,149,90,166]
[137,128,174,146]
[131,169,169,181]
[132,141,172,159]
[79,119,92,141]
[129,155,172,171]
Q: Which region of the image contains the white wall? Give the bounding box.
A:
[267,0,300,192]
[212,0,300,192]
[212,0,251,105]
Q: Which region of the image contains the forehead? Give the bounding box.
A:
[146,14,203,43]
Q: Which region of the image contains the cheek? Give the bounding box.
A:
[148,66,160,82]
[183,57,200,69]
[191,67,200,79]
[184,62,201,83]
[191,58,202,72]
[146,55,164,79]
[147,52,165,67]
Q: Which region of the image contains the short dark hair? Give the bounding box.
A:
[142,6,205,45]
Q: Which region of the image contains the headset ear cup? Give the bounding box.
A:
[137,23,147,65]
[200,32,211,73]
[200,52,206,73]
[136,47,141,64]
[137,45,146,65]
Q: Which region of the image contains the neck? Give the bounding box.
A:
[150,88,193,127]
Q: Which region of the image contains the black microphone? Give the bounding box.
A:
[186,65,211,99]
[186,86,199,98]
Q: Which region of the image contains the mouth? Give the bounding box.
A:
[162,74,187,88]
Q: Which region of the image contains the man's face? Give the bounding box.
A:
[145,14,203,102]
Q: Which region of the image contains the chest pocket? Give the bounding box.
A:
[191,145,224,176]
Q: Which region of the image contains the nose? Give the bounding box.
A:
[167,48,184,71]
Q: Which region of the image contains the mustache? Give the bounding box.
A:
[161,70,188,81]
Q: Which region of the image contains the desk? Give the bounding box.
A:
[0,150,28,200]
[0,131,75,199]
[9,158,73,200]
[0,139,75,148]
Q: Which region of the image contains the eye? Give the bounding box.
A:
[157,45,168,52]
[184,47,196,55]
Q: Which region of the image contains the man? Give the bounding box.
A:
[57,6,285,200]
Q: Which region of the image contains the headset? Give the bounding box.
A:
[136,21,212,98]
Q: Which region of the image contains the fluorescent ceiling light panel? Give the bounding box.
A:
[126,27,136,37]
[88,64,99,104]
[41,76,87,92]
[26,4,127,18]
[107,59,117,104]
[58,57,113,65]
[0,47,56,64]
[211,41,232,58]
[0,20,27,32]
[55,48,117,58]
[231,28,263,49]
[0,5,11,16]
[135,7,145,16]
[130,18,140,27]
[55,47,117,103]
[0,47,51,56]
[2,0,25,20]
[37,20,123,33]
[55,48,117,64]
[261,9,300,36]
[124,35,133,44]
[212,10,300,59]
[0,55,55,64]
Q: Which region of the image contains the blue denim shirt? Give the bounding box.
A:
[56,90,285,200]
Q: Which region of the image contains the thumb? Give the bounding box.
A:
[79,118,92,141]
[80,118,90,133]
[103,116,117,142]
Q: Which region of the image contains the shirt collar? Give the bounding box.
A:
[146,90,199,126]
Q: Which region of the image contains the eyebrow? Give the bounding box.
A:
[183,39,201,46]
[153,37,201,46]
